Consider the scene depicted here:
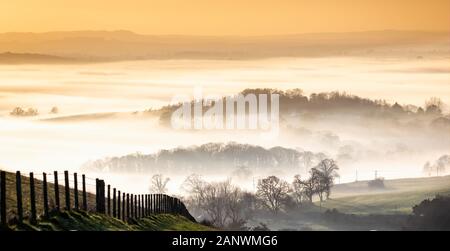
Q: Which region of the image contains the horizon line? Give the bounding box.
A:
[0,29,449,37]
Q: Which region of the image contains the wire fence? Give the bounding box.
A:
[0,170,194,227]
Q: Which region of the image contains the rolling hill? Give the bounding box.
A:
[0,52,77,64]
[0,170,210,231]
[319,175,450,215]
[0,30,448,61]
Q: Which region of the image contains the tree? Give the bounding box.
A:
[425,97,443,115]
[182,176,248,228]
[10,107,38,116]
[149,174,170,193]
[50,106,59,114]
[291,174,317,204]
[256,176,291,213]
[26,108,38,116]
[407,195,450,230]
[10,107,25,116]
[314,159,339,200]
[310,168,326,202]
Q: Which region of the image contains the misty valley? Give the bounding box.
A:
[0,31,449,231]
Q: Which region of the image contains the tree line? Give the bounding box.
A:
[171,158,340,229]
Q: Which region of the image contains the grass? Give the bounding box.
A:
[1,170,212,231]
[5,211,213,231]
[1,170,97,221]
[318,175,450,215]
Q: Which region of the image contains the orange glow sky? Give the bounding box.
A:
[1,0,449,35]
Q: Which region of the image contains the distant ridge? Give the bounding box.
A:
[0,52,77,64]
[0,30,448,62]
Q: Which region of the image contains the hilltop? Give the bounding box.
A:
[0,30,448,61]
[0,52,77,64]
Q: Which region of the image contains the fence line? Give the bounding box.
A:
[0,170,194,227]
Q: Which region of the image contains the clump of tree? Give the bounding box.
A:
[312,159,340,201]
[256,176,291,213]
[256,159,339,213]
[182,159,339,228]
[149,174,170,194]
[423,155,450,176]
[156,88,448,128]
[425,97,444,115]
[50,106,59,114]
[182,175,249,229]
[406,195,450,231]
[10,107,39,116]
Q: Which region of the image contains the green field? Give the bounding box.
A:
[319,175,450,215]
[6,211,213,231]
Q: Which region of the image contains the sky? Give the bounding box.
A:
[1,0,449,35]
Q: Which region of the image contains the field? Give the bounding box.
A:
[319,175,450,215]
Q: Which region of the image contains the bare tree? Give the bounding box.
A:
[182,176,249,228]
[225,185,244,226]
[149,174,170,194]
[50,106,59,114]
[292,174,317,205]
[313,159,339,200]
[425,97,443,115]
[256,176,291,213]
[10,107,39,116]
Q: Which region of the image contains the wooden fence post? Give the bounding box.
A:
[16,171,23,223]
[158,194,163,213]
[151,194,154,214]
[155,194,158,214]
[130,194,134,219]
[117,190,121,219]
[54,171,60,211]
[73,173,79,210]
[138,194,141,218]
[64,171,70,211]
[145,194,148,217]
[42,172,49,218]
[135,194,138,218]
[82,174,87,211]
[136,194,139,218]
[147,194,152,216]
[29,172,37,224]
[1,171,6,226]
[161,194,164,213]
[143,194,146,217]
[95,179,99,212]
[96,180,105,214]
[126,193,130,221]
[107,185,111,215]
[123,193,126,221]
[142,194,144,217]
[142,194,145,217]
[165,195,168,213]
[113,188,116,218]
[154,194,156,214]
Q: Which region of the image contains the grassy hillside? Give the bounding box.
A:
[5,211,213,231]
[1,170,97,220]
[319,176,450,215]
[0,170,211,231]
